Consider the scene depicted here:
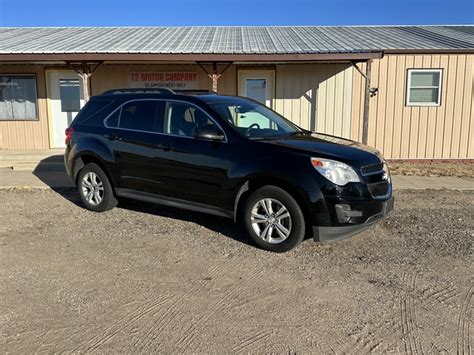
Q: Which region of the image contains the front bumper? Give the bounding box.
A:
[313,195,394,243]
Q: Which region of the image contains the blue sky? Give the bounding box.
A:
[0,0,473,26]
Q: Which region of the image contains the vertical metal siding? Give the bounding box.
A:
[352,54,474,159]
[0,65,50,149]
[275,63,353,138]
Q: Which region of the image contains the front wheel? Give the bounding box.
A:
[243,186,305,252]
[77,163,117,212]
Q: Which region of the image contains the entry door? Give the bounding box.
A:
[48,71,85,148]
[238,70,275,108]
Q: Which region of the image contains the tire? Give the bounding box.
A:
[77,163,117,212]
[243,186,305,252]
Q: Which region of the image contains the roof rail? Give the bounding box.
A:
[174,89,217,95]
[101,87,176,95]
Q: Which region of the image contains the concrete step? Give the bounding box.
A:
[0,161,66,172]
[0,154,64,162]
[0,149,64,162]
[0,156,63,162]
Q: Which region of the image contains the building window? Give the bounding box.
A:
[0,75,38,120]
[406,69,442,106]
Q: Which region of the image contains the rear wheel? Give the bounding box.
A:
[243,186,305,252]
[77,163,117,212]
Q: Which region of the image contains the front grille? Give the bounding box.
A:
[368,181,390,197]
[360,162,384,176]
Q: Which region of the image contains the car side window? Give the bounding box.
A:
[164,101,219,137]
[118,100,163,132]
[106,108,121,128]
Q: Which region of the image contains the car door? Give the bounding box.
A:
[104,99,175,195]
[161,100,235,211]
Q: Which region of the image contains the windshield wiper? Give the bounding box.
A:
[248,131,308,140]
[278,130,310,138]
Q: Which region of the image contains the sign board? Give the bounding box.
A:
[130,72,198,89]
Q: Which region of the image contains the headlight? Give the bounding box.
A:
[311,158,361,186]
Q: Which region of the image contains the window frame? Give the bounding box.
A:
[0,73,39,121]
[103,98,228,143]
[406,69,443,107]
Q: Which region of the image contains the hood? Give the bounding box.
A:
[261,132,382,168]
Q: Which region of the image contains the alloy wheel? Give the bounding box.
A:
[250,198,292,244]
[81,172,104,206]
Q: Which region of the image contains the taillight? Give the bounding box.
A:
[65,127,74,145]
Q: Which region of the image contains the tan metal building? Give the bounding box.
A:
[0,26,473,159]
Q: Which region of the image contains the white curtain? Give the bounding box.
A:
[0,75,37,119]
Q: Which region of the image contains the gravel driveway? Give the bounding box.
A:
[0,189,472,353]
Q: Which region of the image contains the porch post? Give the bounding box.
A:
[362,60,372,145]
[66,61,103,103]
[196,62,232,93]
[79,72,91,102]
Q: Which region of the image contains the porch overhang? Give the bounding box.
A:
[0,51,384,63]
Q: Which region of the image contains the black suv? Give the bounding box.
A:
[65,88,393,252]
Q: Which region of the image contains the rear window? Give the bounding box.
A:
[72,98,115,126]
[104,99,164,133]
[119,101,161,132]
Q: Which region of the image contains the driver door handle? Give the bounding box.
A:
[156,143,173,152]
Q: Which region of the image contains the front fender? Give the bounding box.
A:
[230,143,334,227]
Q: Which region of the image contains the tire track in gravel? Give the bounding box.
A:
[73,294,175,352]
[131,259,259,353]
[351,319,400,353]
[132,295,186,351]
[420,284,463,308]
[175,282,250,352]
[298,326,345,353]
[456,286,472,355]
[176,261,275,353]
[133,260,232,352]
[231,329,273,353]
[400,272,424,355]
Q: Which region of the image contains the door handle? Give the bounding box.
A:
[156,144,173,152]
[104,133,122,141]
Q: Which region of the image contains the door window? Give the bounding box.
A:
[164,101,219,137]
[59,79,80,112]
[118,100,163,132]
[245,78,266,105]
[238,70,274,109]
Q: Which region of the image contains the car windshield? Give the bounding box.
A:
[207,98,304,139]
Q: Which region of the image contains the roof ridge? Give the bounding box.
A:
[0,25,473,30]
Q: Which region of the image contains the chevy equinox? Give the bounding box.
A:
[65,88,394,252]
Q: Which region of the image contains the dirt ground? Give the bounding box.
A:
[388,161,474,178]
[0,188,472,353]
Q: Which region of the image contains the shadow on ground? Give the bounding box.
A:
[33,155,252,247]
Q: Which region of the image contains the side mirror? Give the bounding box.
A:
[193,126,225,141]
